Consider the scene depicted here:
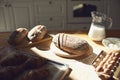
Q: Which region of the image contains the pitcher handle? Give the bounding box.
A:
[106,17,112,29]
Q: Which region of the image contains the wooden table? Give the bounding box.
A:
[0,30,120,80]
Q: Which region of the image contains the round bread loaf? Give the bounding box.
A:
[52,33,93,58]
[8,28,29,46]
[27,25,47,42]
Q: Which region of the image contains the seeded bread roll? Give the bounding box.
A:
[8,28,29,46]
[27,25,47,42]
[52,33,93,57]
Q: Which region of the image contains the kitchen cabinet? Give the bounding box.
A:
[0,0,10,32]
[105,0,120,29]
[1,0,120,32]
[0,0,66,31]
[9,0,34,30]
[66,0,106,30]
[0,0,34,32]
[34,0,67,30]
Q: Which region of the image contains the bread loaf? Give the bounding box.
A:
[27,25,47,42]
[8,28,29,46]
[52,33,93,57]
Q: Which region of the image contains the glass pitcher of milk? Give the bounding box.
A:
[88,11,112,41]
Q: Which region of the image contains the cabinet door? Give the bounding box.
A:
[9,2,34,30]
[0,3,10,32]
[34,0,66,30]
[36,16,66,30]
[106,0,120,29]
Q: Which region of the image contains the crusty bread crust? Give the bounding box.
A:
[27,25,47,42]
[8,28,28,45]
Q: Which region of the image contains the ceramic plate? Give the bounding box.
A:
[102,37,120,50]
[50,42,84,58]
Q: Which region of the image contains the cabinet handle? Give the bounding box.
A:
[8,4,12,7]
[5,4,12,7]
[5,4,8,7]
[49,17,53,21]
[49,1,52,4]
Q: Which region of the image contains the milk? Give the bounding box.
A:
[88,23,106,41]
